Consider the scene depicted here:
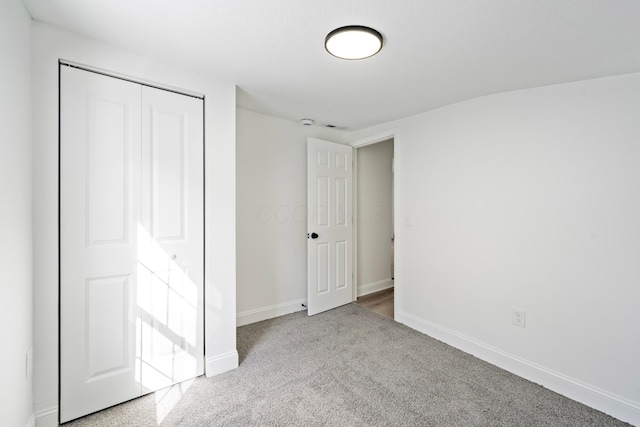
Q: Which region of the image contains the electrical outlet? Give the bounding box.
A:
[512,307,526,328]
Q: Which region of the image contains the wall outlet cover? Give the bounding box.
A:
[512,307,526,328]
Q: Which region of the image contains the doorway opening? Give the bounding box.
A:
[354,137,394,318]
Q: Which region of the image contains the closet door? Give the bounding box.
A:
[60,66,143,422]
[60,66,204,422]
[138,86,204,393]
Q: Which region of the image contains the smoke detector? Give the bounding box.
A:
[300,118,315,126]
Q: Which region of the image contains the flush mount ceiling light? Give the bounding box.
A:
[325,25,383,60]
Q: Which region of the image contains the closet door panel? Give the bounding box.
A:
[139,86,204,393]
[60,66,142,423]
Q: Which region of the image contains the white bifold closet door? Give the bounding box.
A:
[60,65,204,423]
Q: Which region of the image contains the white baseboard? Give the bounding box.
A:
[25,414,36,427]
[396,310,640,426]
[237,298,307,327]
[357,278,393,297]
[205,350,238,377]
[35,406,58,427]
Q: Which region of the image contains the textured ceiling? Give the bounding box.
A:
[23,0,640,131]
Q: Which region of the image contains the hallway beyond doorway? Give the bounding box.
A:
[355,288,394,319]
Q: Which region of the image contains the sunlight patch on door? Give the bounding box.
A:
[136,224,200,408]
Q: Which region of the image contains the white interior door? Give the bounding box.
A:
[307,138,353,316]
[60,65,204,423]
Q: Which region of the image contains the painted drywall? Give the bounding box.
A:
[236,109,349,325]
[356,139,394,296]
[393,72,640,424]
[31,22,237,426]
[0,1,34,426]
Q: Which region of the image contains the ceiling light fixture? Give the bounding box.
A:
[325,25,383,60]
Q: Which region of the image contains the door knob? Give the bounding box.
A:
[311,232,319,239]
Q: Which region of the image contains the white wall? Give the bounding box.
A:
[0,1,34,426]
[31,22,237,426]
[394,72,640,424]
[356,139,394,296]
[236,109,349,325]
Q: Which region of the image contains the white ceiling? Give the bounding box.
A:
[23,0,640,131]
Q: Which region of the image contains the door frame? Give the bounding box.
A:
[350,128,398,317]
[58,60,207,422]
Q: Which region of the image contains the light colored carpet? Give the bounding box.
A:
[65,304,629,426]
